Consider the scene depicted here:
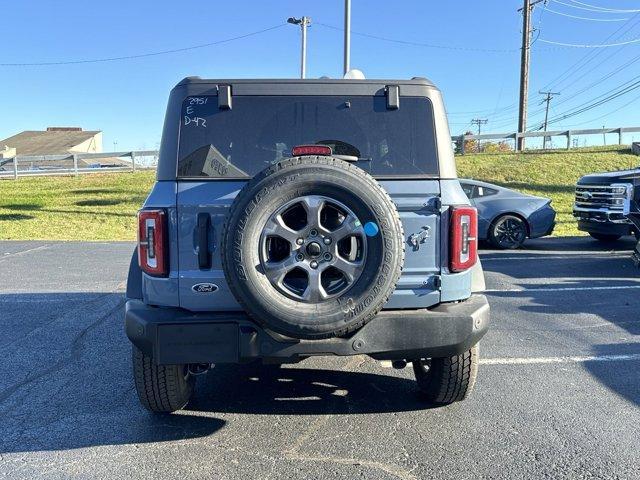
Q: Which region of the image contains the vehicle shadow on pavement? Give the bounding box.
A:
[0,293,225,454]
[0,411,226,455]
[584,343,640,408]
[188,363,434,415]
[506,278,640,336]
[490,236,638,253]
[492,281,640,406]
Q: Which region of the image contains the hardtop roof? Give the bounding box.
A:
[175,76,437,89]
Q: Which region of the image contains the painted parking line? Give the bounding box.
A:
[480,253,630,261]
[481,353,640,365]
[0,244,51,262]
[485,284,640,293]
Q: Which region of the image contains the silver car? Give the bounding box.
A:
[460,179,556,249]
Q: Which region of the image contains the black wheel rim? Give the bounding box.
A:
[494,218,526,248]
[259,195,368,302]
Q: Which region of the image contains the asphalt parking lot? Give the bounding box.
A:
[1,238,639,480]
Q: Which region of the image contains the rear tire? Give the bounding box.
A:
[413,345,479,405]
[589,232,622,242]
[132,346,195,413]
[488,214,527,249]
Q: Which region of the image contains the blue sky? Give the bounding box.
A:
[2,0,640,150]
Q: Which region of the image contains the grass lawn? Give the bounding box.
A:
[0,171,155,241]
[456,145,639,237]
[0,146,637,240]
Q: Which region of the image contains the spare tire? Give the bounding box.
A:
[221,156,404,339]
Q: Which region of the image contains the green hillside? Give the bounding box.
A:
[456,146,638,237]
[0,146,637,240]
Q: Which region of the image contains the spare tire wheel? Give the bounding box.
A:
[221,156,405,339]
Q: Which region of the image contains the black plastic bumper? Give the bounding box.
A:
[577,219,632,236]
[125,295,490,365]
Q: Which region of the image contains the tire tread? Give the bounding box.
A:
[413,344,479,405]
[132,346,194,413]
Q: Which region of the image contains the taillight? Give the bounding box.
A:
[138,209,168,277]
[450,206,478,273]
[292,145,333,156]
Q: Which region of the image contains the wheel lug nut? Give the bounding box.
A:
[296,253,304,261]
[309,229,318,237]
[296,238,304,245]
[323,237,332,245]
[310,260,318,269]
[323,252,332,261]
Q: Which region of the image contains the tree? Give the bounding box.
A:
[455,131,478,154]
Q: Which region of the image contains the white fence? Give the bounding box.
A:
[0,150,158,179]
[452,126,640,154]
[3,131,639,178]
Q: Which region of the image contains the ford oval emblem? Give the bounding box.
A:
[192,283,219,293]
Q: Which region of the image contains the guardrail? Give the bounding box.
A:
[0,150,158,179]
[452,126,640,155]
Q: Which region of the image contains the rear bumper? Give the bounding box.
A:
[125,295,490,365]
[529,205,556,238]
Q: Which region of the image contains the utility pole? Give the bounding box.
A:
[517,0,545,152]
[344,0,351,75]
[288,16,311,79]
[603,126,607,146]
[539,90,560,150]
[471,119,488,152]
[471,118,488,136]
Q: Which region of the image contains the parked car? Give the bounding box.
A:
[460,179,556,249]
[125,76,490,413]
[573,169,638,242]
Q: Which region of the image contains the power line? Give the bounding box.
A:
[569,0,640,13]
[539,36,640,47]
[505,58,640,131]
[544,7,629,21]
[314,22,519,53]
[545,75,640,125]
[552,0,640,13]
[448,103,517,116]
[535,51,640,114]
[536,13,640,91]
[0,24,287,66]
[569,91,640,126]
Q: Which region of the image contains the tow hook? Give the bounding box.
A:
[188,363,213,376]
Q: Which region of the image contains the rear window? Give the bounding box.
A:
[177,95,438,179]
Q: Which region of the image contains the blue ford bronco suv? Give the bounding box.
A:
[125,77,489,413]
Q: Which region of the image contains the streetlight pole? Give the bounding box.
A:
[288,16,311,79]
[343,0,351,75]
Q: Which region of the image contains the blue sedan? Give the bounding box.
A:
[460,179,556,249]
